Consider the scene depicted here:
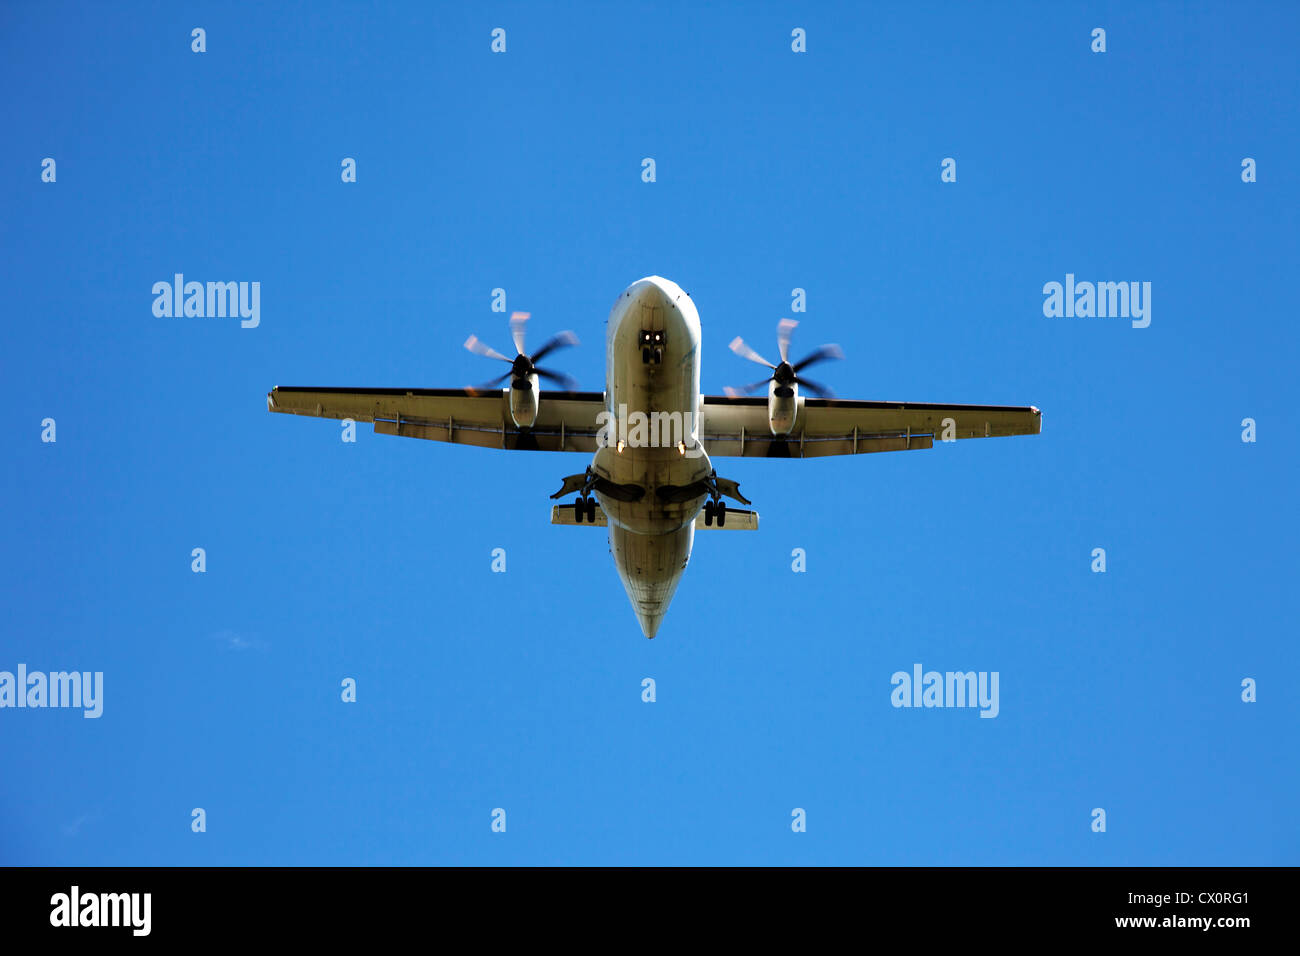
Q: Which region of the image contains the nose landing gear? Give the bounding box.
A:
[639,329,665,365]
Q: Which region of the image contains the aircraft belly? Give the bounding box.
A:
[594,444,708,533]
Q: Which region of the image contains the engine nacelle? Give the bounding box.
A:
[768,381,797,435]
[509,372,540,428]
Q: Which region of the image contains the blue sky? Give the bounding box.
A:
[2,1,1296,865]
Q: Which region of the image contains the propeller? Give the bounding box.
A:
[464,311,579,391]
[726,319,843,398]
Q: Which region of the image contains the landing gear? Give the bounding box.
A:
[639,329,665,364]
[574,495,597,523]
[702,499,726,527]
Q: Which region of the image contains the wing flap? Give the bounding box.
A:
[704,432,935,458]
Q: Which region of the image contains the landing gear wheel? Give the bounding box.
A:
[716,500,726,527]
[574,498,585,522]
[703,501,715,527]
[586,496,597,522]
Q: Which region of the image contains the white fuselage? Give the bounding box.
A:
[591,276,712,638]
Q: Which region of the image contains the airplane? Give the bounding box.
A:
[267,275,1041,638]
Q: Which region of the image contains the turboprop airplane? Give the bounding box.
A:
[267,275,1041,638]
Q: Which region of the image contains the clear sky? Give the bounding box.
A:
[2,1,1296,865]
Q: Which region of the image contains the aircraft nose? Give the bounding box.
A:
[630,277,672,309]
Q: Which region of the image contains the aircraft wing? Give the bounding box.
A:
[699,396,1041,458]
[266,386,607,452]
